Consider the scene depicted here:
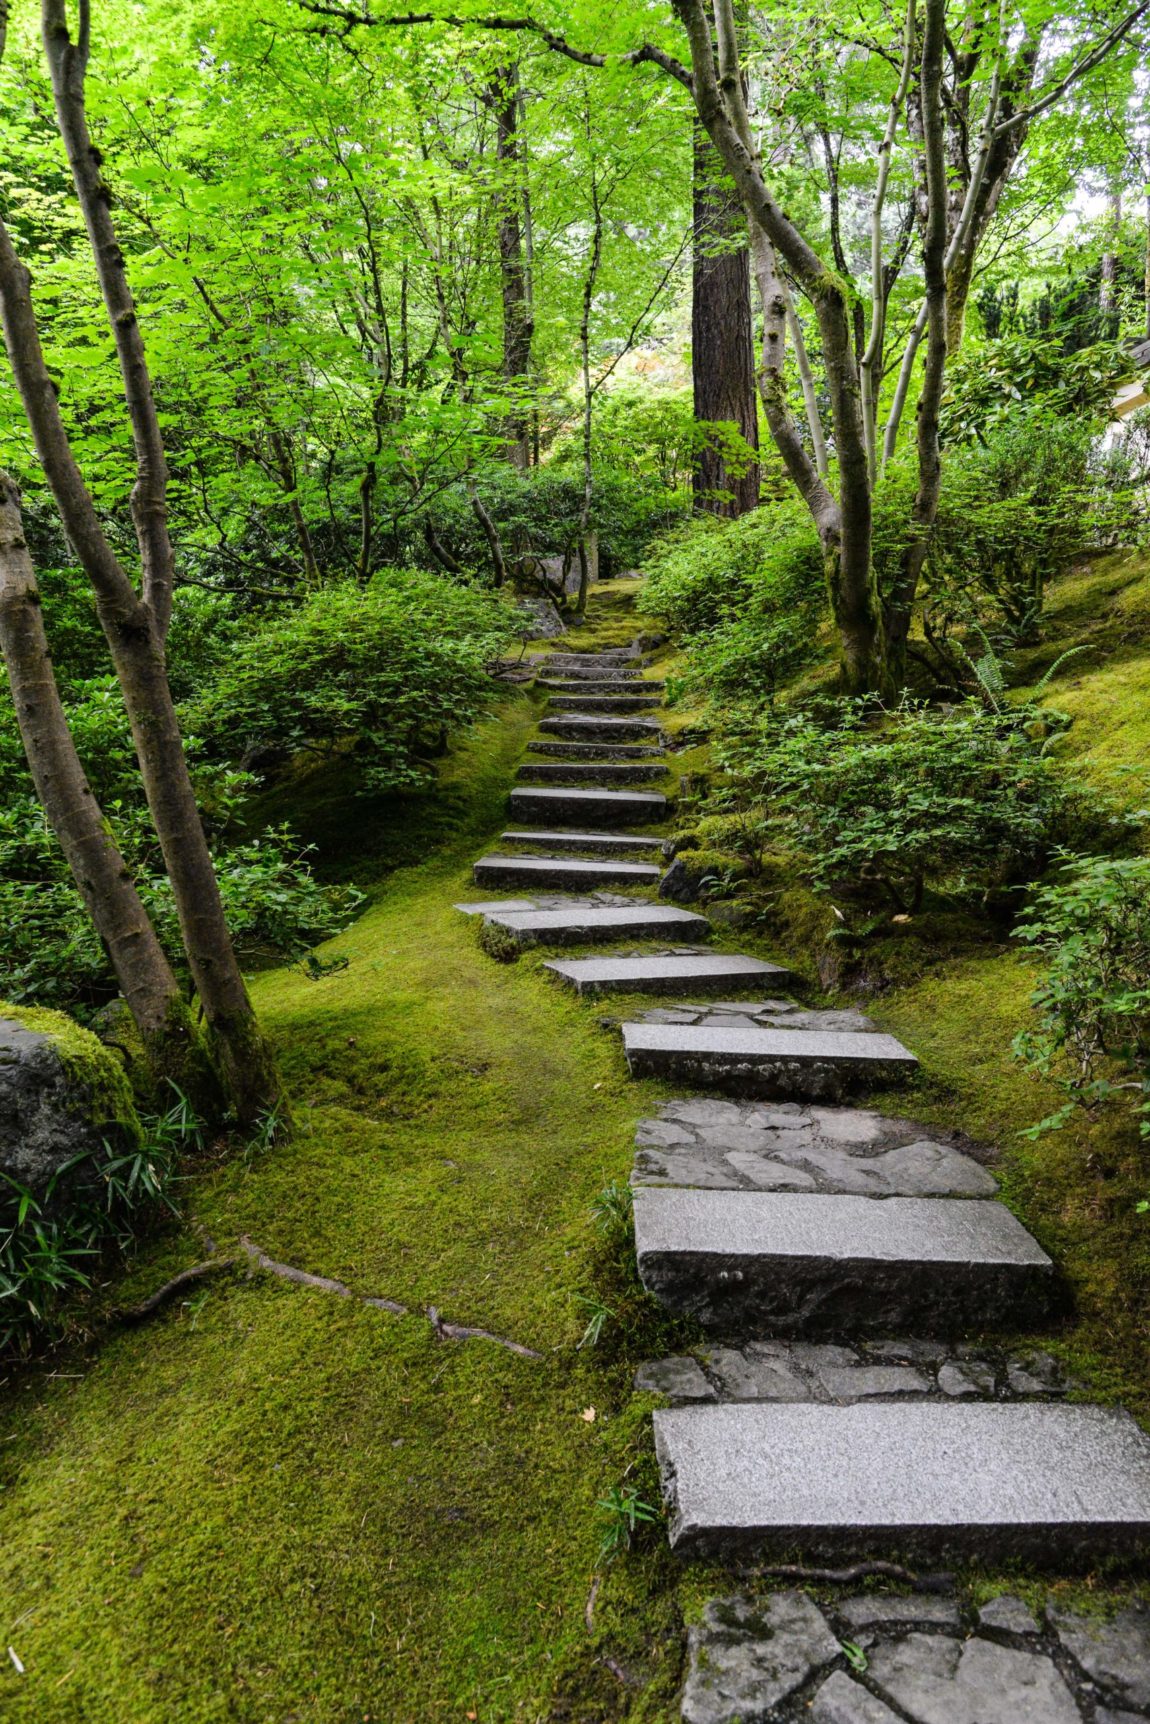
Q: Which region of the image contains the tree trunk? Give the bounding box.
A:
[490,64,534,469]
[0,474,211,1096]
[1100,188,1122,329]
[691,126,760,515]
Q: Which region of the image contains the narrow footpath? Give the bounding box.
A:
[458,589,1150,1723]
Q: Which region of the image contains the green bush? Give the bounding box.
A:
[713,699,1082,913]
[638,501,826,703]
[185,569,516,792]
[1013,854,1150,1138]
[938,336,1129,445]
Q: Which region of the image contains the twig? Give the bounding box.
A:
[115,1259,237,1324]
[741,1560,954,1592]
[425,1305,543,1360]
[585,1573,601,1634]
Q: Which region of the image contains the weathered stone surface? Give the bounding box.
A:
[622,1023,918,1101]
[454,897,537,915]
[654,1401,1150,1564]
[545,953,789,999]
[866,1632,1080,1724]
[634,1356,715,1401]
[0,1012,137,1198]
[501,828,665,855]
[810,1671,903,1723]
[937,1361,998,1397]
[1006,1352,1071,1395]
[538,714,663,742]
[837,1595,961,1630]
[978,1595,1040,1635]
[698,1343,808,1401]
[482,903,710,949]
[1047,1602,1150,1708]
[473,854,661,890]
[537,676,665,695]
[1095,1709,1148,1724]
[680,1593,839,1724]
[538,660,642,680]
[527,740,664,759]
[509,785,667,827]
[546,692,662,713]
[633,1188,1055,1333]
[818,1364,934,1400]
[516,759,669,786]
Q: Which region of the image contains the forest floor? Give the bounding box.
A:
[1,567,1149,1722]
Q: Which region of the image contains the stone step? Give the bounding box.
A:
[473,854,661,891]
[528,741,665,759]
[510,785,668,827]
[653,1400,1150,1564]
[633,1099,1000,1198]
[501,828,666,856]
[538,662,644,682]
[544,647,640,666]
[477,902,712,949]
[516,760,668,787]
[544,953,790,999]
[537,678,666,695]
[539,715,664,743]
[622,1022,917,1099]
[632,1187,1057,1335]
[547,693,663,714]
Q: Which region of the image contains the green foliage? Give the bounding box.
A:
[596,1484,660,1563]
[186,571,515,793]
[639,501,826,702]
[938,337,1130,446]
[714,699,1083,913]
[1013,855,1150,1138]
[0,1086,202,1355]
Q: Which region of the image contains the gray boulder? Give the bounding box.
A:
[0,1008,140,1201]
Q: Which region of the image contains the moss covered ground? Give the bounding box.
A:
[4,571,1150,1721]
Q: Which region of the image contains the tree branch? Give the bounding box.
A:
[993,1,1148,136]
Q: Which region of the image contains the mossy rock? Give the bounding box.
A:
[0,1001,141,1198]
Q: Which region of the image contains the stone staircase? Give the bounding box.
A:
[460,619,1150,1721]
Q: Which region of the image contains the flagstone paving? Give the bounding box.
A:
[464,621,1150,1719]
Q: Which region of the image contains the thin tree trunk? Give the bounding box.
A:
[691,119,760,515]
[467,480,508,586]
[490,64,534,468]
[1100,188,1122,324]
[0,474,210,1092]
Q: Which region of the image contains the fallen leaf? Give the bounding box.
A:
[891,914,911,924]
[581,1407,596,1423]
[8,1647,24,1675]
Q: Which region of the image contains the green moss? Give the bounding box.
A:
[0,1000,140,1145]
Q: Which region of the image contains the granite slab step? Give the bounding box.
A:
[622,1022,917,1099]
[510,785,668,827]
[538,677,666,695]
[547,694,663,714]
[516,760,668,786]
[632,1186,1057,1334]
[544,953,790,999]
[539,715,664,742]
[538,662,643,681]
[528,741,665,759]
[653,1400,1150,1564]
[544,647,640,666]
[501,828,666,856]
[473,854,662,890]
[477,902,711,949]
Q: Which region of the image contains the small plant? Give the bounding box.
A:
[573,1292,616,1349]
[241,1101,292,1166]
[1013,853,1150,1139]
[297,950,350,981]
[590,1182,633,1236]
[596,1484,660,1562]
[478,919,520,964]
[841,1640,869,1673]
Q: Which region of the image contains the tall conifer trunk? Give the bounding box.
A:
[691,121,760,516]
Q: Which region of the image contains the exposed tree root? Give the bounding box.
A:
[741,1560,954,1593]
[239,1236,407,1314]
[584,1573,601,1634]
[425,1305,542,1360]
[116,1258,237,1324]
[238,1238,540,1357]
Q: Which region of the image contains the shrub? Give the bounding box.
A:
[938,335,1129,445]
[1013,854,1150,1138]
[713,699,1081,913]
[185,569,516,792]
[638,501,826,703]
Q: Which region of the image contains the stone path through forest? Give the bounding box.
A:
[457,600,1150,1722]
